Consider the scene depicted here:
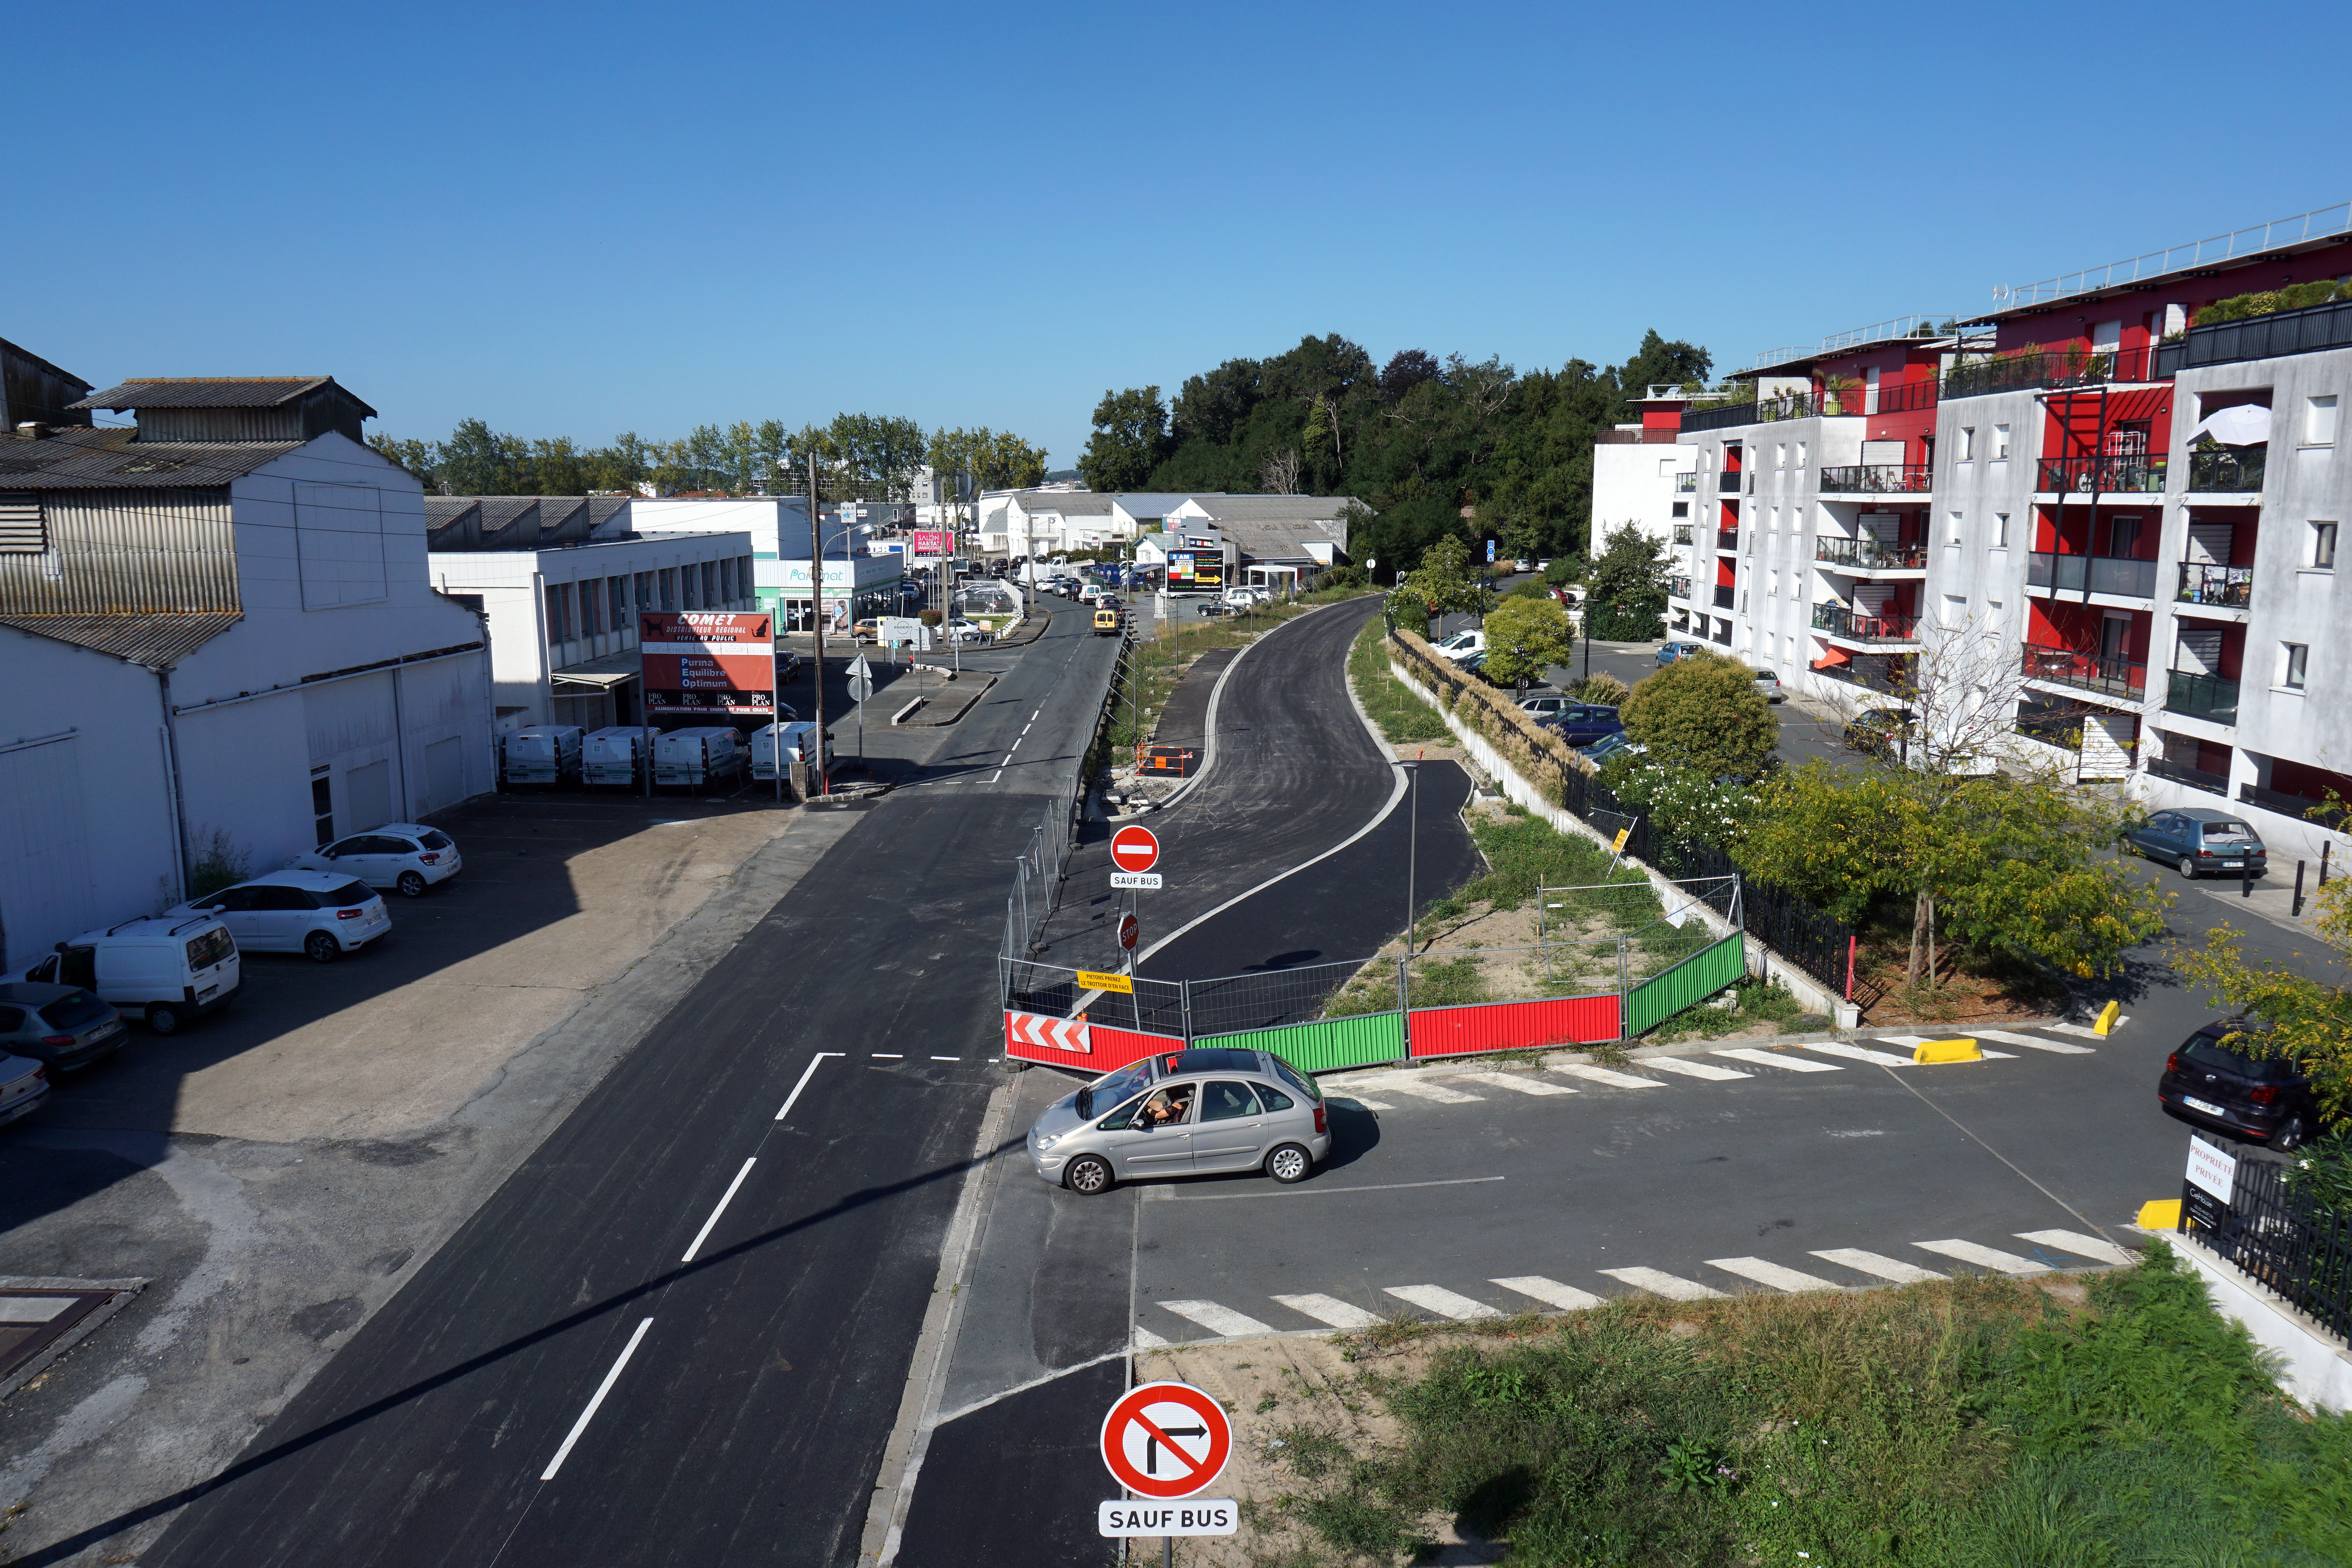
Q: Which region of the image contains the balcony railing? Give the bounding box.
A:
[1673,524,1693,546]
[1669,577,1692,600]
[1595,428,1684,444]
[1815,535,1929,570]
[2160,296,2352,376]
[2026,552,2158,599]
[1863,379,1940,416]
[2037,455,2167,494]
[1716,529,1740,551]
[1674,472,1699,492]
[2147,756,2230,795]
[1681,400,1760,433]
[2239,783,2350,831]
[2187,446,2267,493]
[1942,342,2165,399]
[2176,562,2253,609]
[1817,463,1934,494]
[1715,470,1744,491]
[2022,644,2146,699]
[1711,584,1735,609]
[1811,603,1919,642]
[2164,670,2239,724]
[1813,657,1908,695]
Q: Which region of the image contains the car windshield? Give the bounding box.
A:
[321,881,376,908]
[1267,1055,1321,1103]
[39,991,115,1031]
[1083,1059,1158,1115]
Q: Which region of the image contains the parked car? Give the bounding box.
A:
[1025,1047,1331,1194]
[1512,558,1535,574]
[293,823,463,898]
[168,871,390,964]
[1751,669,1785,703]
[851,618,882,642]
[1578,732,1643,766]
[1432,629,1486,661]
[1517,693,1574,717]
[946,618,994,643]
[1843,706,1917,758]
[2158,1020,2315,1151]
[0,982,131,1072]
[653,726,747,788]
[1536,704,1625,747]
[1078,584,1105,605]
[0,1054,48,1128]
[18,916,240,1033]
[2123,807,2269,880]
[499,725,583,786]
[1654,641,1705,666]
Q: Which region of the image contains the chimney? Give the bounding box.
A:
[14,422,45,441]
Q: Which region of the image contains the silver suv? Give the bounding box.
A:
[1026,1046,1332,1194]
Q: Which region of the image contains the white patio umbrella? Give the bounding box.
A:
[2187,403,2272,446]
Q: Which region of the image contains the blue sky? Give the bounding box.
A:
[16,1,2351,468]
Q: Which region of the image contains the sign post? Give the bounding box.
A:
[846,654,873,772]
[1100,1381,1235,1562]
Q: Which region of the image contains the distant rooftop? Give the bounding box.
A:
[1982,200,2352,316]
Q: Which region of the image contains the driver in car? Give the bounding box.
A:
[1141,1085,1193,1128]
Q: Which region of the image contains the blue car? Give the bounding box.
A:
[1655,641,1706,666]
[1536,704,1624,747]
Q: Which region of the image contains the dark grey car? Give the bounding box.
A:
[2124,807,2268,879]
[0,982,129,1071]
[1026,1047,1332,1194]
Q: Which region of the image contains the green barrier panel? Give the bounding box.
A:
[1622,932,1747,1036]
[1195,1013,1404,1073]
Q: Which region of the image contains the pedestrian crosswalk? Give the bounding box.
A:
[1140,1227,2134,1345]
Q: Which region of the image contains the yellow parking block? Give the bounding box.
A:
[2136,1199,2182,1230]
[2094,1000,2121,1036]
[1913,1037,1983,1064]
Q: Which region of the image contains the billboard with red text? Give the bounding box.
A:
[639,611,775,717]
[910,530,952,558]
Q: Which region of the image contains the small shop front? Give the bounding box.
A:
[775,555,903,633]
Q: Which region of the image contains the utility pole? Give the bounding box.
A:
[807,449,827,797]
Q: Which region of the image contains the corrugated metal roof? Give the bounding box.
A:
[70,377,367,412]
[0,426,299,490]
[0,612,241,666]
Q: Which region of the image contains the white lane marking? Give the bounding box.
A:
[1166,1176,1506,1202]
[1810,1249,1945,1283]
[1805,1042,1915,1068]
[774,1051,845,1120]
[1453,1071,1577,1096]
[2015,1229,2136,1267]
[1713,1048,1840,1073]
[1030,710,1041,722]
[1599,1267,1727,1301]
[680,1157,757,1263]
[1333,1096,1396,1111]
[1158,1299,1276,1337]
[1877,1033,2017,1060]
[1641,1056,1751,1082]
[872,1053,903,1059]
[539,1316,655,1481]
[1383,1285,1504,1321]
[1551,1063,1663,1089]
[1131,1325,1171,1349]
[1970,1029,2094,1055]
[1707,1257,1841,1293]
[1491,1275,1604,1311]
[929,1055,960,1061]
[1271,1294,1381,1328]
[2045,1021,2112,1038]
[1368,1078,1485,1103]
[1913,1239,2043,1275]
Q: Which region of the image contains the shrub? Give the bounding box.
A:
[1481,594,1573,686]
[1568,672,1631,706]
[1622,654,1775,780]
[186,826,250,900]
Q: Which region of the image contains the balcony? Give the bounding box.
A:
[2036,455,2167,494]
[2026,552,2158,599]
[1711,584,1735,609]
[1815,535,1929,571]
[1673,524,1693,546]
[1942,342,2166,400]
[2147,756,2230,795]
[2176,562,2253,610]
[1817,464,1934,495]
[1681,400,1760,434]
[1715,470,1743,492]
[2239,783,2350,831]
[2022,644,2146,701]
[2164,670,2239,724]
[1864,379,1940,416]
[1669,576,1692,600]
[1811,603,1920,643]
[1716,529,1739,552]
[2160,296,2352,376]
[1674,472,1699,493]
[1813,658,1907,695]
[2187,446,2267,493]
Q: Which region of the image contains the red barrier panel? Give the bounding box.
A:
[1004,1012,1178,1073]
[1408,994,1622,1058]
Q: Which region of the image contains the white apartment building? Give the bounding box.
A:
[1589,391,1701,562]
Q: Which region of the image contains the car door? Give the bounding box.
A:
[246,886,315,950]
[1109,1082,1199,1176]
[324,835,386,886]
[189,885,258,943]
[2139,812,2181,859]
[1190,1081,1270,1172]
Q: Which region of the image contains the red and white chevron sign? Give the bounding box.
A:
[1006,1011,1091,1055]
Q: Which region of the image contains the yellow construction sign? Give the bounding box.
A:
[1077,970,1135,995]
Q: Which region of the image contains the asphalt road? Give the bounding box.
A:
[90,609,1121,1568]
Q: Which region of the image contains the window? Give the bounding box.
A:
[2308,395,2340,446]
[1776,443,1788,469]
[1200,1082,1260,1121]
[1993,512,2010,548]
[1987,599,2004,628]
[1958,426,1976,461]
[682,565,699,610]
[2314,521,2340,570]
[577,578,600,637]
[1767,570,1779,597]
[1672,501,1688,519]
[312,769,334,847]
[546,582,571,643]
[1942,593,1967,627]
[1948,510,1964,544]
[1993,424,2011,460]
[659,568,677,610]
[610,577,627,627]
[2282,643,2309,690]
[1795,441,1808,469]
[633,572,653,619]
[0,499,43,554]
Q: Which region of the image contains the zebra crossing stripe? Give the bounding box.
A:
[1552,1064,1664,1089]
[1809,1249,1945,1283]
[1271,1294,1382,1328]
[1804,1041,1915,1067]
[1131,1325,1171,1349]
[2014,1229,2136,1267]
[1969,1029,2094,1055]
[1640,1056,1751,1081]
[1912,1239,2042,1275]
[1374,1078,1486,1103]
[1713,1048,1841,1073]
[1334,1096,1396,1111]
[1599,1267,1727,1301]
[2044,1020,2111,1038]
[1707,1256,1841,1293]
[1383,1285,1504,1321]
[1454,1071,1578,1096]
[1491,1275,1604,1311]
[1158,1299,1276,1337]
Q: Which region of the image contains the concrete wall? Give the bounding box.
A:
[2173,1232,2352,1414]
[1590,439,1697,564]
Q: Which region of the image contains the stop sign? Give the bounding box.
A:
[1118,913,1140,951]
[1110,825,1161,874]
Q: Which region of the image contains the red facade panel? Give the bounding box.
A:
[1408,995,1622,1058]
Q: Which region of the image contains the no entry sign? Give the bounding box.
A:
[1110,825,1161,874]
[1101,1381,1230,1499]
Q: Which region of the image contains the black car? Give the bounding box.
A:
[2158,1021,2316,1151]
[1843,706,1916,758]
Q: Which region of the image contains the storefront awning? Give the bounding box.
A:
[551,648,644,693]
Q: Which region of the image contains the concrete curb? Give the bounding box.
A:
[894,672,997,726]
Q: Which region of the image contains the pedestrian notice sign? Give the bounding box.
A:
[1611,826,1632,853]
[1076,969,1134,994]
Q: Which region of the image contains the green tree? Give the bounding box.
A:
[1481,593,1573,685]
[1582,521,1668,640]
[436,417,530,495]
[1620,654,1775,779]
[828,412,928,499]
[1399,535,1487,619]
[928,426,1049,494]
[1078,387,1172,491]
[367,435,437,486]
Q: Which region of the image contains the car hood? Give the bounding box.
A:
[1030,1092,1087,1142]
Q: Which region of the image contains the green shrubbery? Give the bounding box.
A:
[2197,279,2352,326]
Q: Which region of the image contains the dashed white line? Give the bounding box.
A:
[774,1052,844,1121]
[1707,1256,1840,1293]
[539,1317,655,1481]
[872,1053,903,1059]
[1640,1056,1751,1082]
[1551,1063,1664,1089]
[930,1055,960,1061]
[1969,1029,2094,1055]
[1383,1285,1503,1321]
[681,1157,757,1263]
[1453,1071,1577,1096]
[1369,1077,1485,1104]
[1913,1239,2042,1275]
[1713,1048,1841,1073]
[1804,1041,1915,1068]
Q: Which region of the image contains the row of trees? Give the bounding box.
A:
[368,414,1048,503]
[1077,330,1713,579]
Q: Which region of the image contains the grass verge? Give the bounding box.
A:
[1347,610,1449,746]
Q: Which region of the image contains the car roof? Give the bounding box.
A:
[358,823,432,837]
[2176,808,2250,824]
[0,981,80,1004]
[234,869,362,889]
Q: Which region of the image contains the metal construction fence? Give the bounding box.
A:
[2183,1151,2352,1344]
[1000,632,1129,961]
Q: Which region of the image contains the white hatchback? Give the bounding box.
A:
[169,871,392,963]
[294,823,463,898]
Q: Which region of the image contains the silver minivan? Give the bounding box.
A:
[1026,1046,1332,1194]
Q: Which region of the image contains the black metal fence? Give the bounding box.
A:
[2185,1151,2352,1344]
[2159,296,2352,375]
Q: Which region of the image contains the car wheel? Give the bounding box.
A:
[2177,856,2199,879]
[145,1001,186,1035]
[1064,1155,1113,1195]
[2269,1115,2307,1153]
[396,871,430,898]
[1264,1143,1314,1184]
[304,930,343,964]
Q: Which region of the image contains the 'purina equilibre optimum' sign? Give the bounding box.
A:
[639,611,776,716]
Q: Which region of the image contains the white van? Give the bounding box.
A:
[500,726,583,785]
[19,916,240,1034]
[654,726,746,788]
[582,727,649,787]
[750,721,830,781]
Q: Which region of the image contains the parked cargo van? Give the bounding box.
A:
[18,916,240,1034]
[499,726,583,786]
[582,727,650,787]
[751,721,831,780]
[1093,607,1123,636]
[653,726,746,788]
